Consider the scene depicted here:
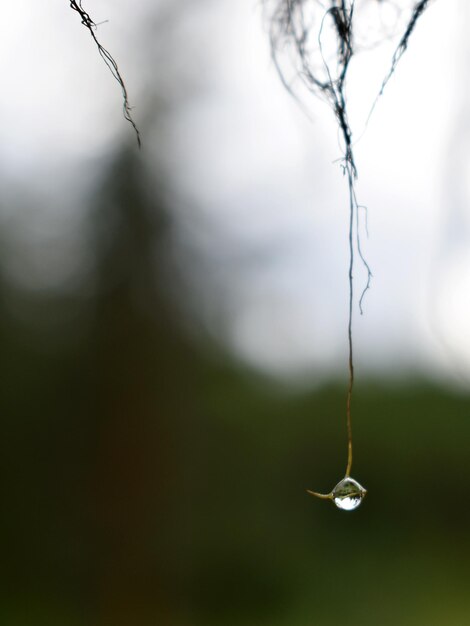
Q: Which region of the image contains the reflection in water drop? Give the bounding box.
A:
[334,494,362,510]
[307,476,367,511]
[332,477,366,511]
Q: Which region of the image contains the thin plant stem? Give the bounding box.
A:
[346,164,355,478]
[306,489,332,499]
[268,0,434,493]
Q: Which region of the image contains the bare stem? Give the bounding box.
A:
[306,489,333,500]
[345,163,355,478]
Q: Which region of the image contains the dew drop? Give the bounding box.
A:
[332,477,367,511]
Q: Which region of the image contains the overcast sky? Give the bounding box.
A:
[1,0,469,387]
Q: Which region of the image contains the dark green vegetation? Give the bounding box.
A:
[1,150,469,626]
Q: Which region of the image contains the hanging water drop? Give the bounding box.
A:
[332,477,367,511]
[307,477,367,511]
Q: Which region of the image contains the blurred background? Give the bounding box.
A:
[1,1,470,624]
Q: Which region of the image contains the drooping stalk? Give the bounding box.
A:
[267,0,434,493]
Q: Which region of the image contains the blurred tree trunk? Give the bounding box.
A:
[80,149,195,625]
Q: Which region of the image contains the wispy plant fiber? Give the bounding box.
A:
[69,0,141,147]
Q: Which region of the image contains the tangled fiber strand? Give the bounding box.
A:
[382,0,432,93]
[368,0,432,121]
[267,0,433,477]
[69,0,141,147]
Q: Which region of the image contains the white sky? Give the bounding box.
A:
[1,0,469,387]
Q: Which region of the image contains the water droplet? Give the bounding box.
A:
[332,477,367,511]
